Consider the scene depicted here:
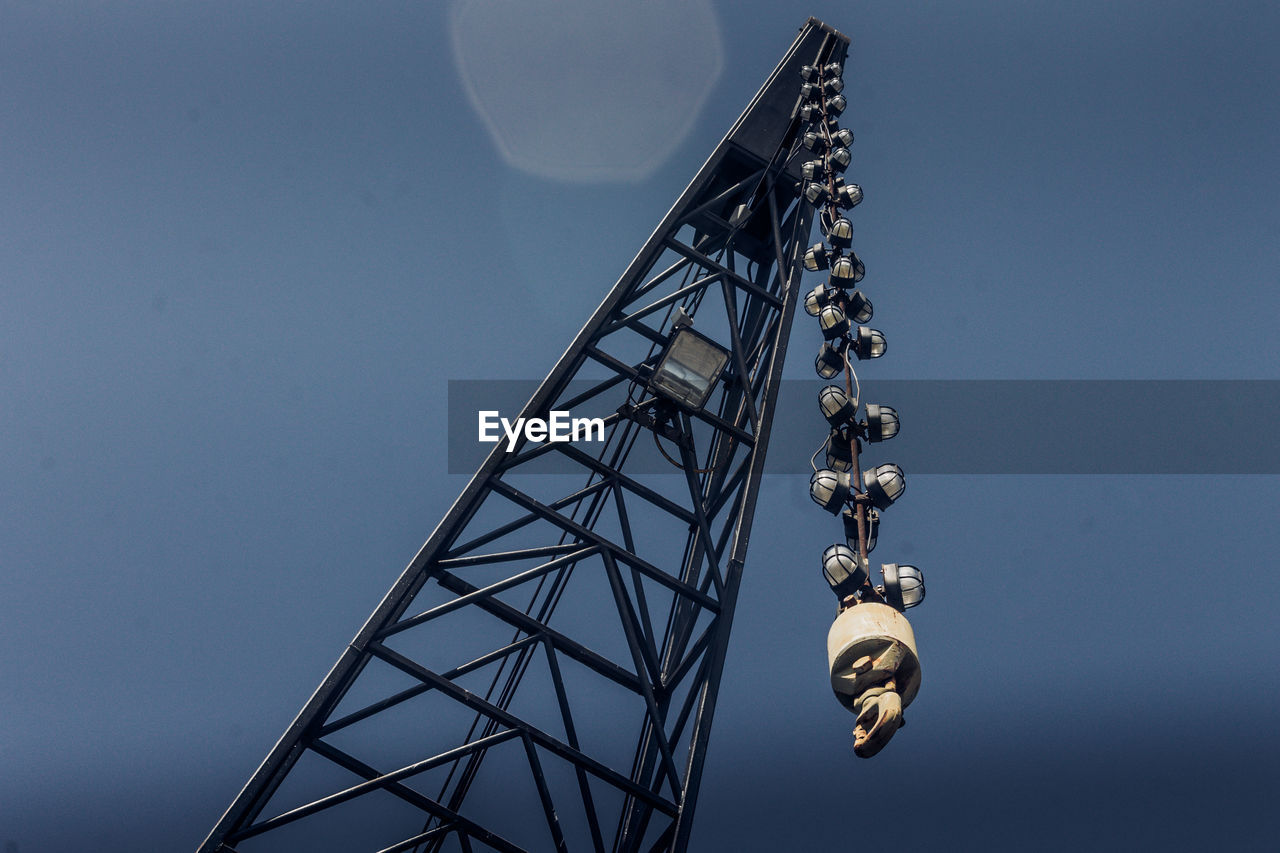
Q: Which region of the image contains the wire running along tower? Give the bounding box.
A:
[201,20,851,853]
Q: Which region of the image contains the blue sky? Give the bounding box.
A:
[3,1,1278,850]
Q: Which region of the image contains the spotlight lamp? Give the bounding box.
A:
[800,82,822,102]
[826,429,855,472]
[824,76,845,95]
[829,254,863,288]
[881,563,926,611]
[818,304,850,340]
[799,64,820,83]
[824,217,853,249]
[832,128,855,148]
[810,468,852,514]
[802,159,827,182]
[804,283,834,316]
[818,384,857,427]
[648,327,731,411]
[815,341,847,379]
[804,181,830,206]
[863,404,900,443]
[799,103,821,124]
[829,146,852,171]
[850,253,866,282]
[825,94,847,116]
[803,244,832,273]
[822,543,868,598]
[826,252,864,286]
[803,131,825,152]
[845,290,873,324]
[850,326,886,360]
[835,182,864,210]
[842,506,879,555]
[822,61,844,78]
[862,463,906,510]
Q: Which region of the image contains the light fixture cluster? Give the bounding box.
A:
[797,59,925,615]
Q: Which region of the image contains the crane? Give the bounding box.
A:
[199,19,851,853]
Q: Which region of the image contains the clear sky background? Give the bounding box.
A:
[3,1,1279,850]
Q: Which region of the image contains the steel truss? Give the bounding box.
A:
[199,19,849,853]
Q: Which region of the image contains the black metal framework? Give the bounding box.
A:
[199,20,849,853]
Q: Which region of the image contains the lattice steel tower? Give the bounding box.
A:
[200,19,849,853]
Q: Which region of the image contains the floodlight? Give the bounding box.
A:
[825,94,847,116]
[799,64,819,83]
[835,183,863,209]
[826,429,855,472]
[818,304,850,340]
[838,252,866,285]
[810,468,852,513]
[832,128,855,148]
[830,255,864,288]
[882,563,925,611]
[804,181,829,205]
[818,384,857,427]
[649,328,730,410]
[822,543,867,598]
[804,244,832,272]
[829,147,852,171]
[862,463,905,510]
[825,217,853,249]
[815,341,847,379]
[846,290,873,324]
[850,326,886,360]
[824,76,845,95]
[803,131,824,151]
[802,159,827,182]
[864,404,900,443]
[822,62,843,78]
[842,506,879,555]
[803,283,834,316]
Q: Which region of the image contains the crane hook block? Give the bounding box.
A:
[827,602,922,758]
